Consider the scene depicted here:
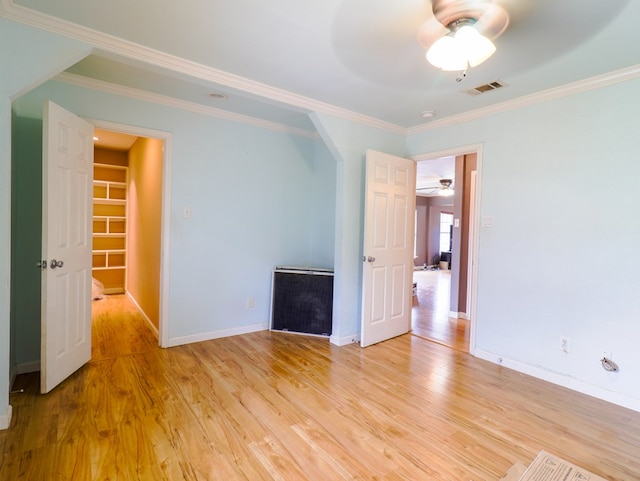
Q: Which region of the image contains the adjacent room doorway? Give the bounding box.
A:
[411,146,481,353]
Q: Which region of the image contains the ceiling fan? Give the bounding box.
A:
[417,179,455,197]
[417,0,510,74]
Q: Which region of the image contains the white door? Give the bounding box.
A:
[360,150,416,347]
[41,101,94,394]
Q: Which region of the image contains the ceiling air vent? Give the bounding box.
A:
[466,80,507,96]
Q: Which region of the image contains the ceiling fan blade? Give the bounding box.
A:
[416,18,448,50]
[417,0,509,50]
[431,0,489,26]
[474,3,509,39]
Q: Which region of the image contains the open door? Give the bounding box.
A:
[41,101,94,393]
[360,150,416,347]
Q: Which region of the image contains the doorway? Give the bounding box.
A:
[91,123,169,349]
[411,147,481,353]
[9,106,172,394]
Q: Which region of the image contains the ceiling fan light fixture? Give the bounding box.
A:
[426,34,468,71]
[437,178,454,196]
[458,26,496,67]
[419,0,509,74]
[426,22,495,71]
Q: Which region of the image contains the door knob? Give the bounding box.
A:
[50,259,64,269]
[367,256,376,263]
[36,259,47,270]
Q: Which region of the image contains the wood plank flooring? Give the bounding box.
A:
[91,294,158,362]
[412,269,470,352]
[1,295,640,480]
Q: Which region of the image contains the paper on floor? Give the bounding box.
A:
[499,461,527,481]
[519,451,607,481]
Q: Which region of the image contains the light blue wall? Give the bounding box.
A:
[310,139,337,269]
[13,78,336,344]
[311,113,406,343]
[0,18,90,428]
[407,77,640,405]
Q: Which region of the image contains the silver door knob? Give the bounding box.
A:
[50,259,64,269]
[36,259,47,270]
[367,256,376,263]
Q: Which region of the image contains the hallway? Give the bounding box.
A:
[91,294,158,362]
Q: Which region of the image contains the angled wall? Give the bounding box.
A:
[310,112,406,344]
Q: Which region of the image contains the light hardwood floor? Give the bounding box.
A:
[412,269,470,352]
[1,295,639,480]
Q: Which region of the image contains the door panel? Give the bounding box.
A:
[41,100,94,394]
[371,266,387,323]
[360,150,416,347]
[390,264,406,317]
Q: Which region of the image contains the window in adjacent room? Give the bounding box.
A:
[439,212,454,253]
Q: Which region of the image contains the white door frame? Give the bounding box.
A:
[90,119,173,348]
[412,143,482,354]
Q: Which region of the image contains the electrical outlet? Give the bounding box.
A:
[559,336,571,353]
[247,297,255,309]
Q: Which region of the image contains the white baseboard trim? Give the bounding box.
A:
[473,348,640,413]
[449,311,469,320]
[0,405,13,430]
[330,333,360,346]
[126,292,159,339]
[102,288,125,295]
[165,323,268,348]
[16,361,41,374]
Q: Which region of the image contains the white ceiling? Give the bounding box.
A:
[6,0,639,133]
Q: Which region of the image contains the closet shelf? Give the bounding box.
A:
[93,233,126,238]
[94,162,126,169]
[93,157,128,292]
[94,180,126,188]
[93,198,126,206]
[93,215,126,220]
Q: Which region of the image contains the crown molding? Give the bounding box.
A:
[54,72,319,139]
[408,64,640,135]
[0,0,406,136]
